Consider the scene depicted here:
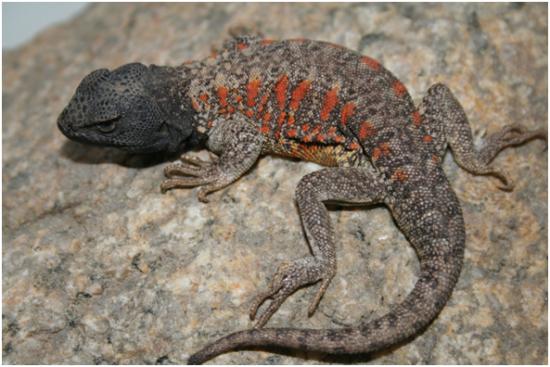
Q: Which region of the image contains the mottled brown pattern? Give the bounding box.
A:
[56,36,546,364]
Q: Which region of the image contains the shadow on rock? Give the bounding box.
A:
[59,140,177,168]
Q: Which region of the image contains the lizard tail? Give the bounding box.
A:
[188,245,464,364]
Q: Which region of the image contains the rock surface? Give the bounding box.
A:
[3,3,547,364]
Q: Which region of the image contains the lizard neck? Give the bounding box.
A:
[148,64,207,153]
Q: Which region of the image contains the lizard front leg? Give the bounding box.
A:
[250,167,388,327]
[161,116,263,202]
[420,83,546,190]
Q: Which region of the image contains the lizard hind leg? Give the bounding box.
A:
[250,167,388,328]
[421,83,546,190]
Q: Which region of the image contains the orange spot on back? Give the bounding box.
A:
[217,86,228,108]
[392,80,407,97]
[328,126,338,136]
[412,110,422,126]
[277,111,287,126]
[320,87,339,121]
[289,80,311,111]
[340,102,355,126]
[348,142,360,150]
[263,112,272,122]
[334,135,345,144]
[261,123,270,134]
[274,75,289,111]
[261,39,275,45]
[358,121,376,140]
[361,56,381,71]
[256,93,270,116]
[372,142,391,160]
[199,93,209,103]
[288,115,295,126]
[301,124,310,133]
[287,129,297,138]
[392,168,408,182]
[246,78,261,107]
[236,43,248,50]
[245,110,254,118]
[423,135,433,143]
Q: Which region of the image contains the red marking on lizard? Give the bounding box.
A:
[358,121,376,140]
[236,43,248,51]
[372,142,391,161]
[217,86,228,108]
[315,133,326,143]
[301,124,310,133]
[287,128,297,138]
[361,56,381,71]
[260,39,275,45]
[392,168,409,182]
[199,93,209,103]
[247,78,261,107]
[392,80,407,97]
[340,102,355,126]
[423,135,433,143]
[256,93,270,116]
[412,110,422,126]
[320,87,339,121]
[334,135,345,144]
[274,75,289,110]
[347,142,360,150]
[276,111,287,126]
[289,80,311,111]
[288,115,295,126]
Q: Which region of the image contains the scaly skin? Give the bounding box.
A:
[57,36,546,364]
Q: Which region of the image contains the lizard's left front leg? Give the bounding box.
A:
[161,116,263,202]
[250,167,388,327]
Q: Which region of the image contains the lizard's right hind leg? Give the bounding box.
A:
[420,83,546,190]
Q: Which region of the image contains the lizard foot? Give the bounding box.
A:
[479,124,546,191]
[249,258,335,328]
[482,123,547,164]
[161,155,221,202]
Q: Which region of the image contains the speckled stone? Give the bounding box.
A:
[3,3,547,364]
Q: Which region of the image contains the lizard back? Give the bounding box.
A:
[185,37,424,171]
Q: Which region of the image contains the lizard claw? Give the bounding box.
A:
[489,169,514,192]
[161,154,220,198]
[249,258,334,328]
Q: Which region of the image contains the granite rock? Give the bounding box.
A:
[3,3,547,364]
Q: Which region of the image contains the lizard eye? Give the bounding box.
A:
[96,117,118,133]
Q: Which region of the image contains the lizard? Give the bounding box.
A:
[56,36,546,364]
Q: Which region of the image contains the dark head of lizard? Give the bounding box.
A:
[57,62,202,154]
